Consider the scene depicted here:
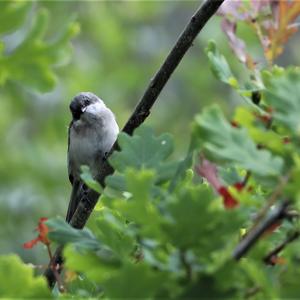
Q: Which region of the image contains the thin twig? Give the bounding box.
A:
[242,171,251,186]
[52,264,66,293]
[46,244,65,293]
[251,173,290,231]
[44,246,64,288]
[264,231,300,265]
[44,0,225,288]
[122,0,224,135]
[232,201,290,260]
[46,244,53,261]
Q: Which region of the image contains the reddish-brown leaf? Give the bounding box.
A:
[23,217,50,249]
[218,186,239,209]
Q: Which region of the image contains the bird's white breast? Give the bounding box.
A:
[68,103,119,178]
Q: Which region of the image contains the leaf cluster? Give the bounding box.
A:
[0,2,79,92]
[2,2,300,299]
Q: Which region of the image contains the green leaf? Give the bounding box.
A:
[163,183,243,258]
[90,207,136,259]
[0,255,51,298]
[0,8,79,92]
[168,139,195,192]
[107,126,178,191]
[111,169,163,238]
[234,107,286,154]
[194,105,283,177]
[65,247,168,298]
[47,217,101,250]
[205,40,238,87]
[206,41,266,112]
[64,245,120,283]
[163,184,215,250]
[263,68,300,134]
[104,262,168,299]
[80,165,103,193]
[65,273,102,298]
[0,2,31,35]
[105,173,126,193]
[239,259,279,299]
[110,126,174,173]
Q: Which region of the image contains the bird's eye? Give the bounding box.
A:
[84,99,90,106]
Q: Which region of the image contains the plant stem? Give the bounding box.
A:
[264,231,300,265]
[233,201,290,260]
[46,244,53,261]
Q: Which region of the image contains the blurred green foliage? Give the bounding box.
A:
[48,97,300,297]
[0,1,234,265]
[0,254,50,298]
[2,1,300,298]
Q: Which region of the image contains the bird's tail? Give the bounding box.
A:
[66,180,85,223]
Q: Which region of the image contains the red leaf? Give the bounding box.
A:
[23,217,50,250]
[263,221,282,237]
[23,237,40,249]
[195,158,222,192]
[269,255,286,265]
[37,217,50,245]
[218,186,239,209]
[196,157,243,209]
[221,19,248,64]
[234,182,245,191]
[253,111,272,125]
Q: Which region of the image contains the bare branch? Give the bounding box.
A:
[232,201,290,260]
[122,0,225,135]
[44,0,225,288]
[264,230,300,265]
[251,174,290,230]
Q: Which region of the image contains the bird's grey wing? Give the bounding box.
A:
[66,120,82,222]
[66,179,84,222]
[67,120,74,184]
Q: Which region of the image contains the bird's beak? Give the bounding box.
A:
[81,107,87,113]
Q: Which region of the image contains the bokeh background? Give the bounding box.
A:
[0,1,298,268]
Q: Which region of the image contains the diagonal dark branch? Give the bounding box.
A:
[122,0,224,136]
[232,201,290,260]
[44,0,225,288]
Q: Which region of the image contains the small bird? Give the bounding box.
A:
[66,92,119,222]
